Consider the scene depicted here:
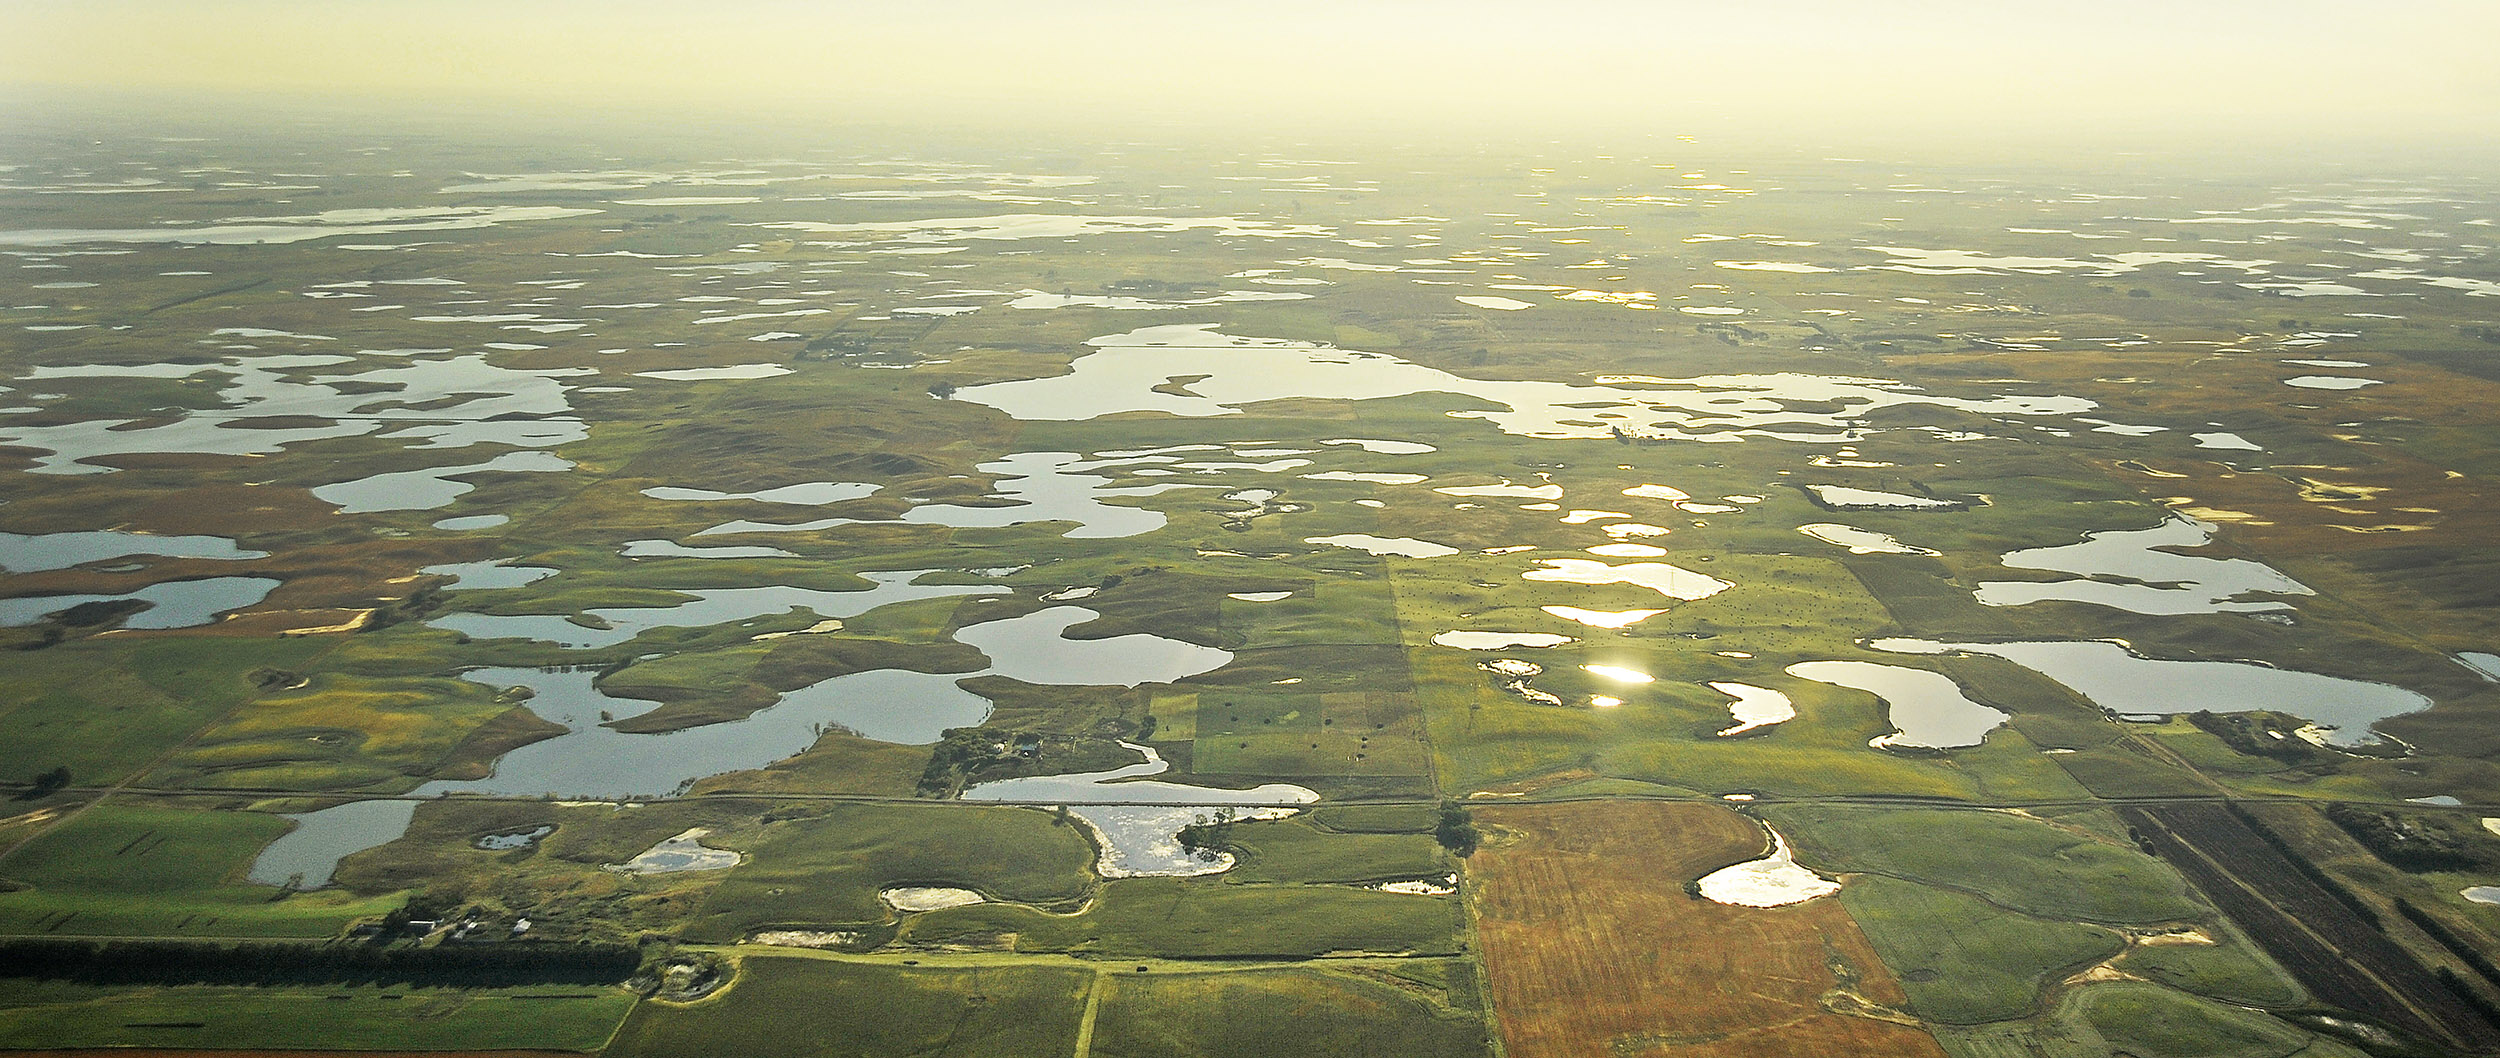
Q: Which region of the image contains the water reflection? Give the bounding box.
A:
[1974,515,2311,616]
[1786,660,2007,750]
[0,530,264,572]
[961,742,1315,877]
[0,576,280,629]
[607,828,740,874]
[1523,559,1730,601]
[694,451,1183,540]
[1432,631,1576,649]
[1694,824,1839,907]
[1796,523,1936,556]
[430,569,997,649]
[315,451,574,513]
[1872,637,2425,748]
[952,324,2093,442]
[1305,534,1460,559]
[1711,682,1796,737]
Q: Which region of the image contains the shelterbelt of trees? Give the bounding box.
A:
[0,937,641,988]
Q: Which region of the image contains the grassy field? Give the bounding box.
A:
[2053,981,2366,1058]
[0,978,634,1053]
[1217,812,1448,885]
[327,798,768,941]
[1837,875,2124,1025]
[681,803,1097,943]
[902,877,1464,958]
[1768,805,2204,924]
[161,672,520,792]
[1089,961,1491,1058]
[2110,931,2307,1009]
[0,803,400,937]
[605,954,1084,1058]
[1467,801,1949,1058]
[1932,980,2375,1058]
[0,637,335,786]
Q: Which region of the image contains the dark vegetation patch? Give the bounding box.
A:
[2119,802,2500,1054]
[0,937,638,988]
[2323,804,2500,874]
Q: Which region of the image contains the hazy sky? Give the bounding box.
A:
[6,0,2495,143]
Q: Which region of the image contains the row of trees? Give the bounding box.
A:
[0,937,639,988]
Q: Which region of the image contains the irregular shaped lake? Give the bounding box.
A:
[952,324,2092,442]
[1786,660,2008,750]
[0,530,265,572]
[1872,637,2427,748]
[1711,682,1797,737]
[430,569,997,649]
[1974,515,2311,616]
[1797,523,1936,556]
[0,576,280,629]
[1523,559,1731,601]
[962,742,1315,877]
[694,451,1182,540]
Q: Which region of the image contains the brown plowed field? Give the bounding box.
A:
[1468,801,1946,1058]
[2121,803,2500,1054]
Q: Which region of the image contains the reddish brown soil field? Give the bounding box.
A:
[1468,800,1946,1058]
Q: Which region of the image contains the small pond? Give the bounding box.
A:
[694,451,1182,541]
[1711,682,1796,737]
[1694,824,1840,908]
[1539,606,1665,628]
[1432,631,1576,650]
[962,742,1317,877]
[1797,523,1936,556]
[883,887,986,912]
[1803,485,1966,511]
[475,825,553,850]
[1523,559,1731,601]
[608,828,740,873]
[315,450,573,513]
[1305,534,1459,559]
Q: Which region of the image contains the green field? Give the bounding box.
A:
[1840,876,2125,1025]
[607,955,1086,1058]
[904,878,1464,958]
[682,803,1097,943]
[1089,962,1492,1058]
[0,978,635,1052]
[1771,805,2204,924]
[0,804,401,937]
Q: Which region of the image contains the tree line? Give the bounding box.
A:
[0,937,639,988]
